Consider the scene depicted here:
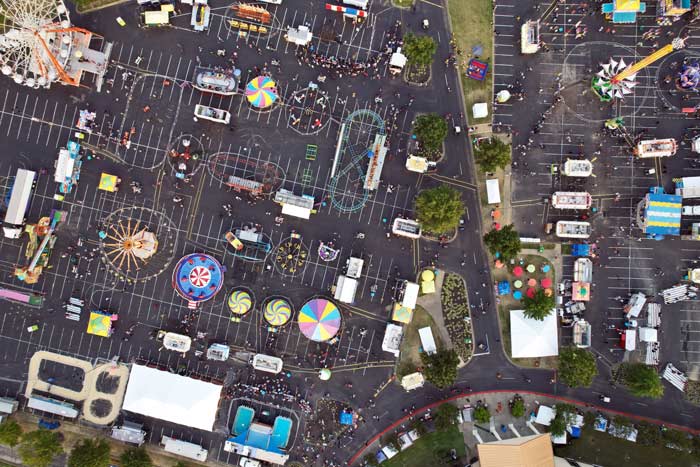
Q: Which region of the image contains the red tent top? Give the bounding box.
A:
[526,287,536,298]
[541,277,552,288]
[513,266,523,277]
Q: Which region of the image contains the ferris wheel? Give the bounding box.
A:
[0,0,93,88]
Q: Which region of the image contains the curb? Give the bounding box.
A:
[347,389,700,465]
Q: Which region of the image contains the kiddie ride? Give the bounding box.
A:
[169,139,200,180]
[593,38,686,101]
[14,210,66,284]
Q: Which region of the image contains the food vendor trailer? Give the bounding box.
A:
[521,20,540,54]
[561,159,593,177]
[635,138,677,158]
[555,221,591,239]
[194,104,231,124]
[551,192,592,210]
[285,26,312,46]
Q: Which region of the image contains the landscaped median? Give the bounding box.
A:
[447,0,494,125]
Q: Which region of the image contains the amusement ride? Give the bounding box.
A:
[592,38,686,101]
[0,0,110,89]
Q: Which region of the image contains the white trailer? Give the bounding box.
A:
[3,169,36,238]
[562,159,593,177]
[662,363,688,392]
[551,192,592,209]
[285,26,312,46]
[252,353,283,374]
[194,104,231,124]
[624,292,647,318]
[574,258,593,283]
[392,218,421,239]
[555,221,591,239]
[162,436,208,461]
[675,176,700,199]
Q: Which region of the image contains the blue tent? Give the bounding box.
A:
[569,426,581,438]
[497,281,510,295]
[339,411,354,426]
[571,244,590,257]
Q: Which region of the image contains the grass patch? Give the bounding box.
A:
[448,0,493,125]
[382,425,466,467]
[69,0,128,12]
[398,305,441,376]
[392,0,414,7]
[554,428,698,467]
[493,254,558,368]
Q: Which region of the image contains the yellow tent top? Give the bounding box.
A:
[98,173,120,192]
[392,303,413,324]
[87,312,112,337]
[144,10,170,25]
[421,269,435,281]
[421,279,436,295]
[615,0,641,11]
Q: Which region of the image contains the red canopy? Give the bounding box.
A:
[513,266,523,277]
[526,287,536,298]
[541,277,552,288]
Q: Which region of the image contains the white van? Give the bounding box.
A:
[343,0,369,9]
[260,0,282,3]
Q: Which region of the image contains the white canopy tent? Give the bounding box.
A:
[122,364,222,431]
[509,310,559,358]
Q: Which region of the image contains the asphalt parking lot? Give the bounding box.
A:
[0,0,481,462]
[493,0,700,370]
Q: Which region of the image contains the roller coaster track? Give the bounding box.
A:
[328,109,385,213]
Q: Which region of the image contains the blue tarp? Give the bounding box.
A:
[571,244,590,257]
[570,426,581,438]
[497,280,510,295]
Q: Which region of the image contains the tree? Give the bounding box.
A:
[363,454,379,467]
[509,396,525,418]
[173,463,190,467]
[415,185,464,234]
[420,349,459,389]
[68,438,110,467]
[522,289,555,321]
[473,137,511,173]
[550,404,576,437]
[413,113,448,156]
[558,346,598,388]
[17,429,63,467]
[0,419,22,447]
[435,403,459,431]
[622,363,664,399]
[483,224,521,262]
[636,421,662,446]
[403,33,437,68]
[409,419,427,436]
[473,405,490,424]
[119,447,153,467]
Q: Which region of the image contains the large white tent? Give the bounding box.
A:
[509,309,558,358]
[122,364,222,431]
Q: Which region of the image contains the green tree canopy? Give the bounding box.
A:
[413,113,448,156]
[522,288,555,321]
[483,224,521,262]
[509,396,525,418]
[403,33,437,68]
[119,447,153,467]
[473,137,511,173]
[420,349,459,389]
[558,346,598,388]
[0,419,22,447]
[434,403,459,431]
[473,405,490,424]
[549,404,576,437]
[17,429,63,467]
[415,185,464,234]
[68,438,110,467]
[622,363,664,399]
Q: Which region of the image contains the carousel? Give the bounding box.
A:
[103,220,158,274]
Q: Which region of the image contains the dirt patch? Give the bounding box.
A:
[89,399,113,419]
[95,371,120,395]
[38,360,85,392]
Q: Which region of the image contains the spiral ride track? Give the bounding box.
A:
[328,109,385,213]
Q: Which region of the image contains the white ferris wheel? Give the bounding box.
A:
[0,0,88,88]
